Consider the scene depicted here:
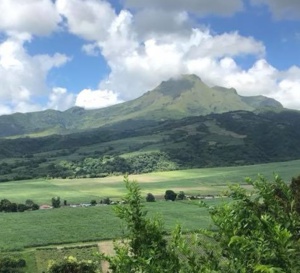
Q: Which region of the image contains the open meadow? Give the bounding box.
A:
[0,159,299,272]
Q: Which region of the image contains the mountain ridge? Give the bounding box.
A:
[0,74,284,138]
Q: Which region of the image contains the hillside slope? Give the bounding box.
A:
[0,109,299,181]
[0,75,283,138]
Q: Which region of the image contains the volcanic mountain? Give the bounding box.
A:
[0,74,283,138]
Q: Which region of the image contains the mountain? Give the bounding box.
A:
[0,74,283,138]
[0,109,300,182]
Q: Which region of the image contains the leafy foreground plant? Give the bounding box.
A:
[102,175,300,273]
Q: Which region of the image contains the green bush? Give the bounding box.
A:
[164,190,177,201]
[146,193,155,202]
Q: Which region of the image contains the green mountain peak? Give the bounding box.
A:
[0,74,284,138]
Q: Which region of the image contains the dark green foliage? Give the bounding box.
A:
[145,193,155,202]
[0,199,39,212]
[1,110,300,182]
[51,197,61,208]
[17,203,27,212]
[199,175,300,272]
[90,200,97,206]
[101,197,111,205]
[47,256,99,273]
[102,175,300,273]
[290,175,300,214]
[177,191,185,200]
[0,199,12,212]
[0,257,26,273]
[164,190,177,201]
[32,203,39,210]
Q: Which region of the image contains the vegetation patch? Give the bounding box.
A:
[35,245,99,273]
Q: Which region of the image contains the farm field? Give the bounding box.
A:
[0,159,299,272]
[0,200,216,251]
[0,159,299,205]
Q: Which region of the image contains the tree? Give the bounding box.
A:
[102,176,180,273]
[102,175,300,273]
[164,190,177,201]
[17,204,27,212]
[101,197,111,205]
[51,197,61,208]
[177,191,185,200]
[290,175,300,213]
[0,199,12,212]
[25,199,34,208]
[198,175,300,272]
[146,193,155,202]
[90,200,97,206]
[32,203,39,210]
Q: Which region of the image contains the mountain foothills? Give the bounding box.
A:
[0,74,282,138]
[0,74,299,181]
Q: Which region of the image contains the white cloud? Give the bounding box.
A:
[56,0,117,41]
[47,88,75,111]
[124,0,244,17]
[0,0,61,35]
[132,9,192,38]
[0,35,71,113]
[251,0,300,20]
[275,80,300,109]
[75,89,122,109]
[55,0,300,111]
[1,0,299,115]
[0,104,14,116]
[98,28,265,100]
[82,43,101,56]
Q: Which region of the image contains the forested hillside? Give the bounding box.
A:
[0,109,300,182]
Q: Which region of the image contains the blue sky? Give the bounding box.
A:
[0,0,300,114]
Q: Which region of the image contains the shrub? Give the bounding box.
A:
[146,193,155,202]
[101,197,111,205]
[51,197,61,208]
[164,190,177,201]
[177,191,185,200]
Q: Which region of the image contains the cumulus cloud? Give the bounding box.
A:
[124,0,244,17]
[75,89,122,109]
[57,0,300,110]
[56,0,117,41]
[0,35,71,113]
[132,9,192,38]
[47,88,75,111]
[0,0,61,35]
[251,0,300,20]
[1,0,300,114]
[82,43,101,56]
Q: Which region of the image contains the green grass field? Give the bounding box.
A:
[0,159,299,272]
[0,200,217,251]
[0,159,299,204]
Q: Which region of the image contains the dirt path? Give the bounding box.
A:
[98,240,115,273]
